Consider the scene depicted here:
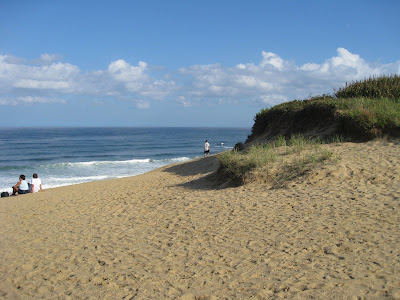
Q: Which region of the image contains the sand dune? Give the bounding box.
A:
[1,139,399,299]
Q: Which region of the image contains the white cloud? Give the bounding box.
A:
[234,75,274,90]
[107,59,175,99]
[31,54,63,65]
[0,55,79,94]
[18,96,66,104]
[260,51,288,70]
[0,48,399,108]
[177,96,192,107]
[332,48,360,67]
[178,48,400,106]
[108,59,147,84]
[302,47,373,79]
[136,100,150,109]
[259,94,288,106]
[14,79,71,89]
[0,96,66,105]
[300,63,320,72]
[0,54,176,104]
[2,55,27,65]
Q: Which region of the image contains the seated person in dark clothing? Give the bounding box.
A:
[12,174,30,195]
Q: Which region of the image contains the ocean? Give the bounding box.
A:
[0,127,250,194]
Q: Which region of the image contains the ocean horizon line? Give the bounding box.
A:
[0,125,251,130]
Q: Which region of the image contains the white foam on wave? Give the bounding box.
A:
[44,156,193,168]
[214,145,233,149]
[48,175,109,182]
[167,157,191,162]
[46,158,152,168]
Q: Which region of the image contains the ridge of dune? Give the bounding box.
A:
[1,139,400,299]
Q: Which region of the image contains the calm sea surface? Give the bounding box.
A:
[0,127,250,193]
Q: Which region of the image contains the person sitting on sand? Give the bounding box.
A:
[204,140,210,157]
[12,174,30,195]
[31,173,44,193]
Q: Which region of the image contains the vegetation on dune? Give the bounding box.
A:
[334,75,400,100]
[334,97,400,135]
[217,75,400,186]
[218,134,337,187]
[250,75,400,141]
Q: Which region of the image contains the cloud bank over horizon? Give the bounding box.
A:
[1,48,399,108]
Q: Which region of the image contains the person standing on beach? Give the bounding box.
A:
[31,173,44,193]
[12,174,30,195]
[204,140,210,157]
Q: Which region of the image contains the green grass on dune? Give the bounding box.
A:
[251,75,400,139]
[334,97,400,130]
[218,75,400,186]
[218,134,336,186]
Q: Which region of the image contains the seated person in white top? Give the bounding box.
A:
[31,173,44,193]
[12,174,30,195]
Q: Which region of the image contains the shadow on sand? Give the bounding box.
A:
[163,155,219,177]
[162,155,232,190]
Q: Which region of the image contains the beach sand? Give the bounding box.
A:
[1,139,399,299]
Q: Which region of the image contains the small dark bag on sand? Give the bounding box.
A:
[1,192,10,197]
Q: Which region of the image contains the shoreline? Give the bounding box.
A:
[0,156,201,195]
[1,140,400,299]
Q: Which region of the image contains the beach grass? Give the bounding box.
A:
[334,97,400,130]
[218,134,337,186]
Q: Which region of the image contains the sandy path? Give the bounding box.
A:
[1,139,399,299]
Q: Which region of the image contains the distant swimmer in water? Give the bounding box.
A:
[204,140,210,157]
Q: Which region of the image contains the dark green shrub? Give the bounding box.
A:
[233,142,244,151]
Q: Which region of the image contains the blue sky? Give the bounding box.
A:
[0,0,399,127]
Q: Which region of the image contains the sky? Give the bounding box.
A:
[0,0,399,128]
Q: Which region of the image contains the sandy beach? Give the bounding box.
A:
[1,139,399,299]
